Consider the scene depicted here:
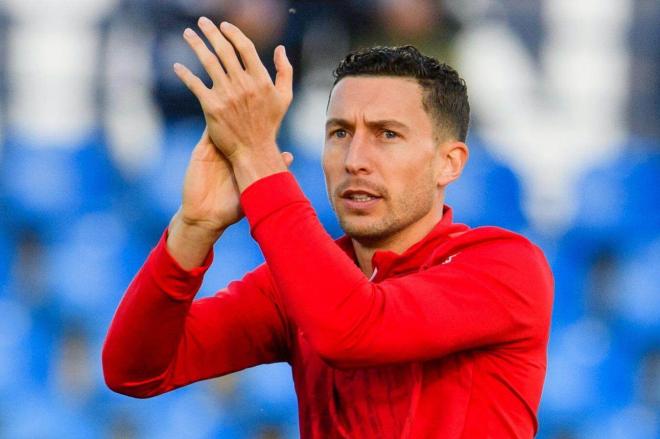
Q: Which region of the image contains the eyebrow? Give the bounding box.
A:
[325,118,410,132]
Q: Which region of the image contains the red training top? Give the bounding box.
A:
[103,172,553,438]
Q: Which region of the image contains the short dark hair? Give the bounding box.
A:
[332,45,470,142]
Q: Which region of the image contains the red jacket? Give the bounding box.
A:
[103,172,553,438]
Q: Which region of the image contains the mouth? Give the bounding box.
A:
[341,188,382,201]
[339,188,383,211]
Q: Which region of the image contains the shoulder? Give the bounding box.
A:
[442,225,548,264]
[433,226,554,334]
[434,225,554,304]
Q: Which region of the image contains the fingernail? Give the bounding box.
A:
[173,62,182,71]
[220,21,232,30]
[183,28,194,38]
[199,16,212,26]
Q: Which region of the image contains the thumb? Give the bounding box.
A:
[281,151,294,168]
[274,45,293,100]
[199,126,212,143]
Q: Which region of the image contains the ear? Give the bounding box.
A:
[435,141,469,187]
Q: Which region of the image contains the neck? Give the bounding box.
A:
[352,203,445,277]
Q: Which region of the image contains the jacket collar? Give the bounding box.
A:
[335,205,469,279]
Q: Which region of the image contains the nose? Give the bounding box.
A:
[344,131,373,175]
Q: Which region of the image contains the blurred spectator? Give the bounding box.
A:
[638,350,660,409]
[10,228,49,310]
[106,409,140,439]
[367,0,460,61]
[628,0,660,139]
[51,321,96,407]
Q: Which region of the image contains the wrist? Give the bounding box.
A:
[229,145,288,192]
[174,211,226,242]
[167,211,223,270]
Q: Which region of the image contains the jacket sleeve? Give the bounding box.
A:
[240,172,553,369]
[102,230,290,397]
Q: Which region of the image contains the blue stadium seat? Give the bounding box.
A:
[198,218,266,298]
[43,209,148,338]
[549,230,592,325]
[146,386,246,439]
[3,387,101,438]
[575,403,659,439]
[0,131,119,238]
[0,298,33,396]
[573,138,660,250]
[239,363,299,427]
[540,316,635,428]
[553,140,660,328]
[0,221,15,296]
[445,135,527,231]
[607,237,660,354]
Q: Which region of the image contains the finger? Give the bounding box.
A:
[199,127,213,144]
[173,62,209,98]
[219,21,269,79]
[274,45,293,99]
[281,151,294,168]
[197,17,244,79]
[182,27,226,85]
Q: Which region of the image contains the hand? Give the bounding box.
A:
[173,17,293,164]
[167,128,292,270]
[178,128,239,236]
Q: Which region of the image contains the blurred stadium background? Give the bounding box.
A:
[0,0,658,437]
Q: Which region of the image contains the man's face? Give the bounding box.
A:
[323,76,444,244]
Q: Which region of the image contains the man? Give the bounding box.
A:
[102,17,553,438]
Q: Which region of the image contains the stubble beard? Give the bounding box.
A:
[334,178,437,246]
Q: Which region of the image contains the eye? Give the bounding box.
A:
[332,129,348,139]
[382,130,398,139]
